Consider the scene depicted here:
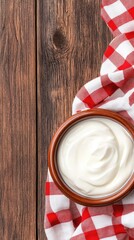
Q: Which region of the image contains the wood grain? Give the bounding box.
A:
[0,1,36,239]
[37,0,112,239]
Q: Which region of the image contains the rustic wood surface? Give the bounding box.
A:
[37,0,112,239]
[1,0,112,239]
[0,1,36,239]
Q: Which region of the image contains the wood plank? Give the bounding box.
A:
[37,0,112,238]
[0,1,36,239]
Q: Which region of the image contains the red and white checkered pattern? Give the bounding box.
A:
[101,0,134,37]
[45,1,134,239]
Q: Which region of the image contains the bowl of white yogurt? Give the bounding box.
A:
[48,109,134,206]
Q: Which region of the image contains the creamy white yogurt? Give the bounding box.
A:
[57,117,134,198]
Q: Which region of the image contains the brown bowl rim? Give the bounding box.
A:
[48,109,134,206]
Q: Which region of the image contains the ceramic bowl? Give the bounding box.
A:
[48,109,134,206]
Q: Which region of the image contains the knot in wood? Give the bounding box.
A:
[53,29,67,50]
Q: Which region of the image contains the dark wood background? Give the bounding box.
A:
[0,0,112,239]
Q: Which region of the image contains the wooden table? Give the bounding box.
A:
[0,1,112,239]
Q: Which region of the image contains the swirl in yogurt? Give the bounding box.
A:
[57,117,134,198]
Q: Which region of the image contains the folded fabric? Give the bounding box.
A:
[45,1,134,239]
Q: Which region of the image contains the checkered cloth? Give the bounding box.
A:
[45,1,134,239]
